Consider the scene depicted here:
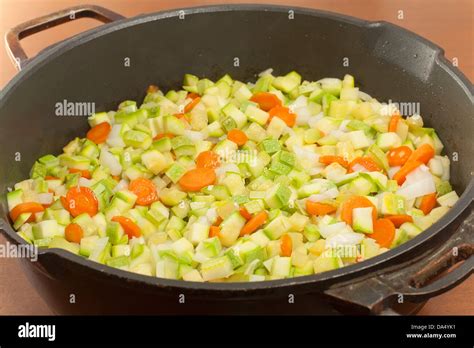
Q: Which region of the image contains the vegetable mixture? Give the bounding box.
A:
[7,69,459,282]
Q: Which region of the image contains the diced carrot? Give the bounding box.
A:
[129,178,158,206]
[184,96,201,113]
[63,186,98,217]
[370,218,396,248]
[65,223,84,244]
[387,146,413,167]
[9,202,44,222]
[111,216,142,239]
[388,115,401,132]
[227,129,248,146]
[45,176,59,180]
[280,234,293,257]
[306,201,337,216]
[153,133,175,141]
[393,160,422,185]
[86,122,111,144]
[239,207,253,220]
[385,214,413,227]
[209,225,220,238]
[196,151,220,169]
[419,193,437,215]
[341,196,377,226]
[240,211,268,236]
[187,92,200,100]
[69,168,91,179]
[348,157,381,172]
[111,175,120,182]
[174,113,188,121]
[250,92,282,111]
[319,155,348,168]
[179,167,216,192]
[147,85,159,93]
[407,143,435,164]
[213,216,223,226]
[268,105,296,127]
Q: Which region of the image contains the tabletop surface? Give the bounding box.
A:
[0,0,472,315]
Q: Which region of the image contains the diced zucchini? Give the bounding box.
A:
[219,212,246,247]
[272,71,302,93]
[200,255,234,281]
[437,191,459,207]
[352,207,374,233]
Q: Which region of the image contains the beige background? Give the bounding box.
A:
[0,0,472,315]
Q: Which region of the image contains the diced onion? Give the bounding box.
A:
[295,106,312,126]
[184,130,204,142]
[113,179,129,193]
[308,113,324,128]
[37,193,53,205]
[100,149,122,176]
[106,124,125,148]
[339,120,351,131]
[358,91,373,101]
[397,166,435,199]
[78,177,92,187]
[351,163,368,173]
[326,231,365,248]
[308,187,339,202]
[319,222,347,239]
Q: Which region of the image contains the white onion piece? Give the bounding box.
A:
[205,207,218,224]
[388,166,401,179]
[308,113,324,128]
[106,124,125,148]
[293,145,319,165]
[193,252,210,264]
[100,149,122,176]
[197,216,211,226]
[397,178,435,200]
[37,193,53,205]
[295,106,312,126]
[351,163,368,173]
[308,167,324,176]
[358,91,373,101]
[113,179,129,193]
[404,165,431,185]
[54,185,67,197]
[184,130,204,142]
[330,129,345,139]
[397,167,436,200]
[326,231,365,248]
[78,177,92,187]
[258,68,273,77]
[319,222,348,239]
[308,187,339,202]
[339,119,351,131]
[291,95,308,109]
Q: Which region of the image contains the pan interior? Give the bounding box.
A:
[0,8,472,232]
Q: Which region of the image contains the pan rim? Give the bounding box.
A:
[0,4,473,292]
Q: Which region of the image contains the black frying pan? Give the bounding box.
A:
[0,4,473,315]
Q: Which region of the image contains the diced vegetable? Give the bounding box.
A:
[7,70,457,282]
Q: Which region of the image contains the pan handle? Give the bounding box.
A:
[324,203,474,314]
[5,5,125,70]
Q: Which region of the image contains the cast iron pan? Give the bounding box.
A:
[0,4,473,315]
